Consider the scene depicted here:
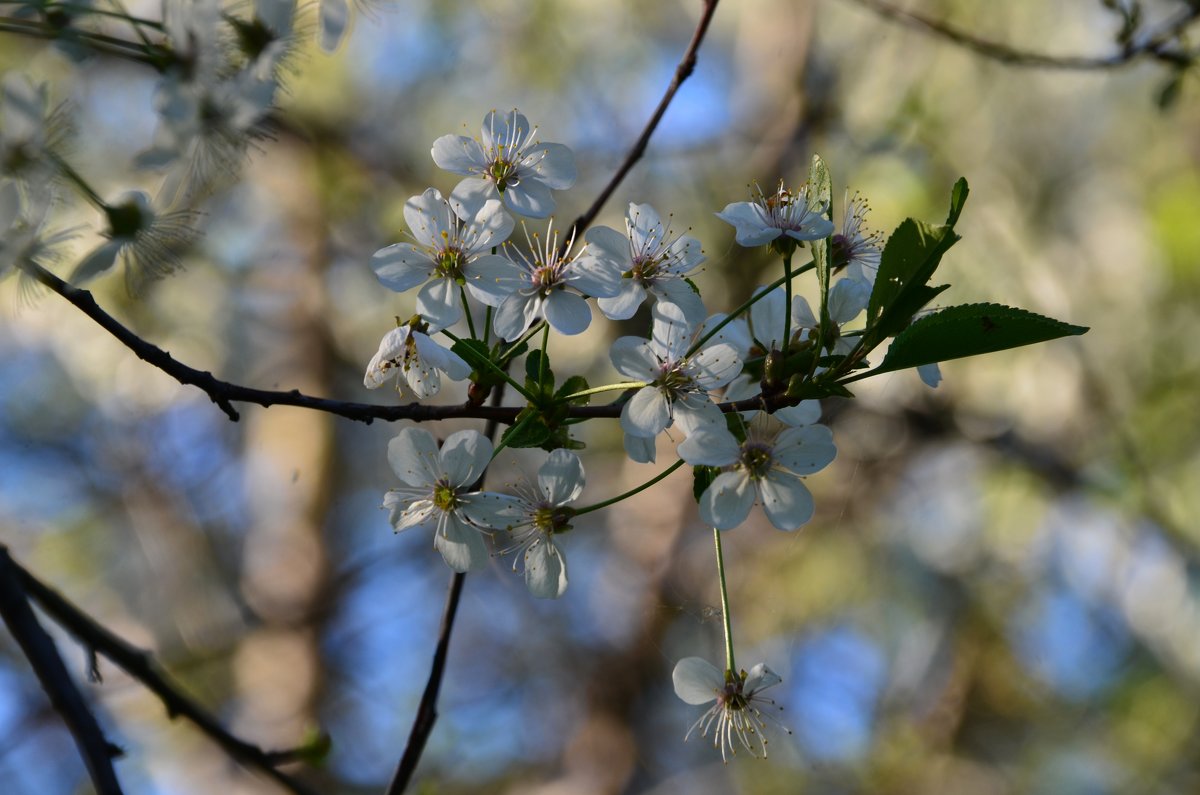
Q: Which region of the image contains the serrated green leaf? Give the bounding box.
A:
[556,375,590,404]
[501,408,552,449]
[872,303,1088,375]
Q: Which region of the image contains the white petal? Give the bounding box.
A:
[597,281,646,320]
[784,214,835,242]
[691,342,742,389]
[791,295,818,331]
[749,287,786,349]
[566,256,623,299]
[70,241,122,283]
[583,225,630,266]
[623,432,657,464]
[431,134,487,176]
[716,202,780,247]
[435,513,487,572]
[439,430,492,487]
[527,142,576,190]
[481,109,530,152]
[524,536,568,599]
[543,290,591,336]
[609,337,661,381]
[404,187,453,248]
[677,427,740,467]
[459,492,524,529]
[828,278,870,324]
[744,663,783,694]
[773,424,837,475]
[450,177,498,213]
[774,399,821,427]
[415,277,462,331]
[504,178,555,219]
[382,491,436,533]
[464,254,523,306]
[621,387,671,437]
[652,278,706,326]
[672,657,724,705]
[759,470,815,531]
[492,292,534,341]
[412,332,471,381]
[372,243,434,293]
[387,427,442,487]
[699,471,755,530]
[538,449,585,505]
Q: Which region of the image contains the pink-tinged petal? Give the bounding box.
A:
[432,134,487,176]
[524,537,568,598]
[744,663,783,694]
[459,492,524,529]
[621,387,671,438]
[404,187,454,248]
[464,254,523,306]
[673,657,725,705]
[609,337,661,381]
[538,449,585,505]
[372,243,434,293]
[387,427,442,487]
[716,202,781,247]
[774,399,821,427]
[440,429,492,487]
[415,277,462,331]
[504,178,555,218]
[774,424,837,475]
[699,471,755,530]
[527,142,576,190]
[435,513,487,572]
[597,281,647,321]
[543,290,591,336]
[758,470,814,531]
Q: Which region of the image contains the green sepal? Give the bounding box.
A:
[785,376,854,400]
[871,302,1088,375]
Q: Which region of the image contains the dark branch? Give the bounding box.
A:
[0,546,125,795]
[7,550,324,795]
[844,0,1199,70]
[561,0,721,251]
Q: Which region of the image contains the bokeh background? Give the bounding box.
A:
[2,0,1199,792]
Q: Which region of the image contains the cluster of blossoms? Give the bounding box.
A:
[362,109,935,761]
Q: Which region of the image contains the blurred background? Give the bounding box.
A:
[2,0,1199,792]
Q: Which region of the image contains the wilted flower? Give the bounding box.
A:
[585,202,706,324]
[716,181,834,250]
[432,109,576,218]
[673,656,791,762]
[371,187,518,329]
[363,320,471,399]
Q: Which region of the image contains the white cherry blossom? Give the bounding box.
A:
[383,428,508,573]
[585,202,706,324]
[371,188,519,329]
[432,109,576,218]
[833,191,883,287]
[673,656,790,762]
[716,181,834,249]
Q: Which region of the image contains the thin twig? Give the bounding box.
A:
[7,549,324,795]
[560,0,721,252]
[0,547,125,795]
[843,0,1199,69]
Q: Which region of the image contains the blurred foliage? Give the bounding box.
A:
[2,0,1200,793]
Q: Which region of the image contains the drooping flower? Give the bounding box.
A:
[70,191,200,294]
[610,305,743,462]
[482,449,585,599]
[491,220,621,341]
[363,320,471,399]
[432,109,576,218]
[716,181,835,249]
[371,188,519,329]
[832,191,883,287]
[585,202,706,324]
[673,656,791,762]
[382,427,510,572]
[683,416,836,531]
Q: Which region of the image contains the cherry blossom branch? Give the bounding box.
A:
[5,548,324,795]
[560,0,720,250]
[844,0,1199,70]
[0,546,125,795]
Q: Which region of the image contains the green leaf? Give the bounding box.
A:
[524,350,554,396]
[556,375,590,404]
[692,465,721,503]
[807,155,834,318]
[872,303,1088,375]
[500,407,552,449]
[945,177,969,226]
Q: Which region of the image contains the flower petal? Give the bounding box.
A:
[621,386,671,437]
[773,424,837,475]
[404,188,453,248]
[526,142,576,190]
[439,429,493,487]
[597,281,646,321]
[673,657,725,705]
[382,491,436,533]
[699,471,755,530]
[828,278,870,324]
[372,243,434,293]
[609,337,660,381]
[492,291,534,341]
[759,470,815,531]
[415,277,462,331]
[716,202,781,247]
[464,254,523,305]
[623,432,657,464]
[774,399,821,427]
[744,663,783,694]
[525,536,568,598]
[542,290,591,336]
[387,427,442,487]
[432,134,487,176]
[459,492,524,529]
[435,513,488,572]
[538,449,585,505]
[504,178,555,219]
[677,426,740,467]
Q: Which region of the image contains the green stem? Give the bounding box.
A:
[562,381,648,401]
[713,526,736,674]
[497,321,547,368]
[51,155,106,210]
[440,329,538,403]
[489,411,537,461]
[573,458,685,516]
[782,250,794,351]
[483,306,493,347]
[538,323,549,385]
[459,285,477,339]
[685,262,816,358]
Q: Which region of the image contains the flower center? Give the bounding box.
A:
[487,158,519,192]
[435,241,468,281]
[532,505,573,535]
[105,198,151,239]
[628,253,663,283]
[739,442,773,479]
[830,233,851,272]
[432,482,459,512]
[531,261,563,295]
